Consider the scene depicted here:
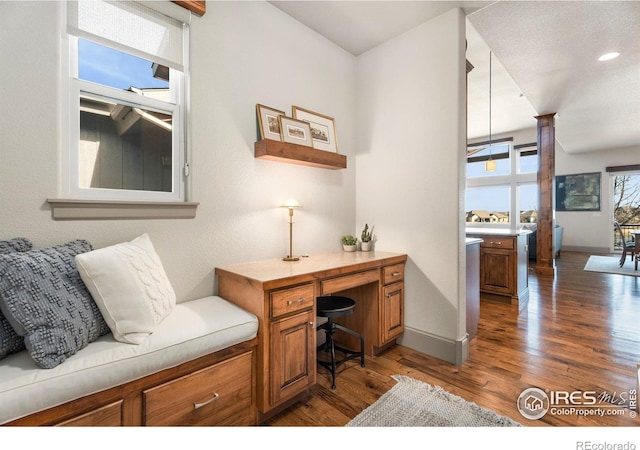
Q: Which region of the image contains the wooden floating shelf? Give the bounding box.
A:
[254,139,346,170]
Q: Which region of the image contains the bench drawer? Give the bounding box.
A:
[271,284,314,319]
[57,401,123,426]
[143,351,253,426]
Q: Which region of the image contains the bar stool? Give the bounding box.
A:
[316,295,365,389]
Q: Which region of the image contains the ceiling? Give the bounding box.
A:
[270,1,640,154]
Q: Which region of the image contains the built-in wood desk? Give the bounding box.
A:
[215,251,407,420]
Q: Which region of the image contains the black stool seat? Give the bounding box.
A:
[316,295,365,389]
[317,295,356,318]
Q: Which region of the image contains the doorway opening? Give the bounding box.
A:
[612,172,640,251]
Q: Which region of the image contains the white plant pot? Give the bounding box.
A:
[361,241,372,252]
[342,244,357,252]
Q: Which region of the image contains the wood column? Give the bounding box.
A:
[535,113,556,276]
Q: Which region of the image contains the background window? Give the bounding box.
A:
[466,185,510,223]
[466,137,539,228]
[517,145,538,174]
[518,183,539,223]
[467,142,510,177]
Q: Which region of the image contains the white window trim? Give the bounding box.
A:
[52,2,194,219]
[69,75,184,202]
[466,141,537,231]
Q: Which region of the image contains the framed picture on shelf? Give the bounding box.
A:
[279,116,313,147]
[256,104,285,141]
[292,106,338,152]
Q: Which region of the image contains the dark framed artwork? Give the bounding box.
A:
[556,172,601,211]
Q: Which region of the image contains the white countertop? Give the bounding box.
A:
[466,227,533,236]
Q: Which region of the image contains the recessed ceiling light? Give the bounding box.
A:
[598,52,620,62]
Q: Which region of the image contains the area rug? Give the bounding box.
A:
[346,375,521,427]
[584,255,640,277]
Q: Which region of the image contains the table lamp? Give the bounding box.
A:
[281,198,302,261]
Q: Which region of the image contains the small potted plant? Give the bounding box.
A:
[360,224,374,251]
[341,235,358,252]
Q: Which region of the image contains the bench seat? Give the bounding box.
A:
[0,296,258,425]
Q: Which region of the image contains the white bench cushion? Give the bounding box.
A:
[0,296,258,424]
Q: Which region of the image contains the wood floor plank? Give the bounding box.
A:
[265,252,640,427]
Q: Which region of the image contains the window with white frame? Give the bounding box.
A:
[466,140,539,226]
[516,143,538,175]
[63,0,188,202]
[467,141,511,178]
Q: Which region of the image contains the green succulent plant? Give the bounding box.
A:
[341,235,358,246]
[361,224,374,242]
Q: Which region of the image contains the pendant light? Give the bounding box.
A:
[485,51,496,172]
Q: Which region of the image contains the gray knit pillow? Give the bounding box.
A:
[0,237,32,254]
[0,238,32,360]
[0,240,110,369]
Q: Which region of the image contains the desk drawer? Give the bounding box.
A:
[271,284,314,319]
[321,269,379,294]
[143,352,253,426]
[383,264,405,285]
[480,237,514,250]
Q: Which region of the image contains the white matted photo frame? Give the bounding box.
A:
[279,116,313,147]
[256,104,285,141]
[292,106,338,153]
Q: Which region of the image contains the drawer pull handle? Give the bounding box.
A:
[287,297,305,306]
[309,321,315,328]
[391,272,401,276]
[194,393,220,409]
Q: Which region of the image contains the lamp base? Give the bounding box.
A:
[282,255,300,261]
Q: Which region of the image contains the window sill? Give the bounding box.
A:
[47,199,199,220]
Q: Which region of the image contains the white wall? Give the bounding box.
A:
[356,9,468,362]
[556,144,640,253]
[0,1,357,302]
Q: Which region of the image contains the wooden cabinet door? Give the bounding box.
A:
[270,310,316,405]
[480,249,513,294]
[382,282,404,343]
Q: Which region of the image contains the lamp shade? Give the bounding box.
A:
[485,160,496,172]
[281,198,302,209]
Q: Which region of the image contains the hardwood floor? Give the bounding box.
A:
[265,252,640,427]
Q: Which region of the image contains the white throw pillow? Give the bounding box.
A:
[75,234,176,344]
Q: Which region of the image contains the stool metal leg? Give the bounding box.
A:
[333,323,365,368]
[317,319,365,389]
[327,319,337,389]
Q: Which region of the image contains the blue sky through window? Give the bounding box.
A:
[466,186,510,219]
[78,39,169,91]
[466,143,539,216]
